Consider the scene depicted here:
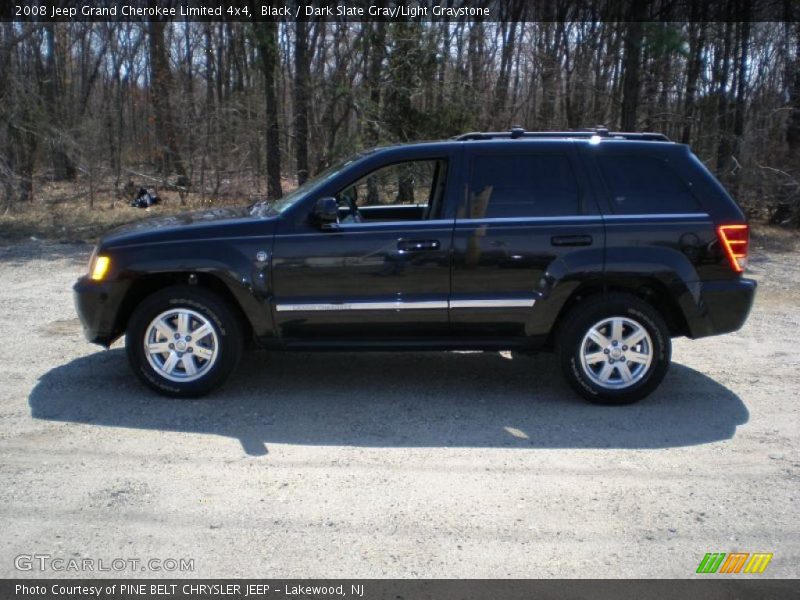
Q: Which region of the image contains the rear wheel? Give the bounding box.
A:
[126,286,243,397]
[557,293,671,405]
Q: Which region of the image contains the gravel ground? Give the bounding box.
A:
[0,239,797,579]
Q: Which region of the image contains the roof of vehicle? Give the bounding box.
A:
[452,127,671,142]
[366,128,675,156]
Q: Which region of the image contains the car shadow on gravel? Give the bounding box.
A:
[29,349,749,456]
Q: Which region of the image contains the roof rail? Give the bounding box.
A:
[452,127,670,142]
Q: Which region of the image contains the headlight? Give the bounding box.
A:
[88,248,111,281]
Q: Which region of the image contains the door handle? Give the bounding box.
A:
[398,239,440,252]
[551,235,593,247]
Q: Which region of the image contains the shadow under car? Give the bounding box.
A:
[29,349,749,456]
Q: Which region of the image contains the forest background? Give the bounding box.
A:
[1,1,799,240]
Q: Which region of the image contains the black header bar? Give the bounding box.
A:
[2,0,798,23]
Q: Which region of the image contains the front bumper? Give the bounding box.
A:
[73,276,129,346]
[685,277,757,338]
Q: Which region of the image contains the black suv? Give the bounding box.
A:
[74,129,756,404]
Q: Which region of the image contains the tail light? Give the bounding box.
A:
[717,224,749,273]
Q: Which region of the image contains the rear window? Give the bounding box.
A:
[467,154,579,218]
[597,155,701,214]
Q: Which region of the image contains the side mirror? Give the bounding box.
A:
[311,197,339,230]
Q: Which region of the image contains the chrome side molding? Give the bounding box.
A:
[449,299,536,308]
[275,298,536,312]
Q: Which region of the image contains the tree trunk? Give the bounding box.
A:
[620,11,645,131]
[254,21,282,200]
[538,23,557,128]
[715,20,735,179]
[730,14,751,196]
[1,23,38,207]
[43,24,76,181]
[294,21,310,185]
[492,6,521,123]
[786,22,800,152]
[147,20,186,178]
[681,21,706,144]
[365,20,386,204]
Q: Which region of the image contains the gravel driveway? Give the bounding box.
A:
[0,239,797,578]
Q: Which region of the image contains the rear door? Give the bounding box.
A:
[450,141,605,340]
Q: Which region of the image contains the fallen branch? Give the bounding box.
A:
[124,169,189,192]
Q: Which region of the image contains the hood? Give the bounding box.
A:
[101,206,275,248]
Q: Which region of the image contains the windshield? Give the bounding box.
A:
[250,154,364,216]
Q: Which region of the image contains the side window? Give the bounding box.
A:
[597,155,702,214]
[336,159,447,221]
[466,154,579,219]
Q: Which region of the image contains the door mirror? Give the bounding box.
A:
[311,197,339,229]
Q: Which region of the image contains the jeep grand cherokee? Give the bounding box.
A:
[74,128,756,404]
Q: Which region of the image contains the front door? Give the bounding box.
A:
[271,154,457,342]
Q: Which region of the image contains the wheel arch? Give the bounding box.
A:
[546,277,690,349]
[114,272,254,342]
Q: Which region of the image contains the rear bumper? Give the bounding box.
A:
[685,278,757,338]
[73,277,128,346]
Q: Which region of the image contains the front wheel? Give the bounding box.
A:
[557,294,671,405]
[126,286,243,398]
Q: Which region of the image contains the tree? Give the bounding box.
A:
[365,20,386,203]
[620,6,647,130]
[491,1,523,122]
[294,21,310,185]
[730,14,751,196]
[715,20,735,179]
[785,23,800,152]
[681,20,707,144]
[43,24,76,181]
[1,23,39,208]
[253,21,282,199]
[147,20,186,178]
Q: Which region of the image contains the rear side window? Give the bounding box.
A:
[467,154,579,218]
[597,155,701,214]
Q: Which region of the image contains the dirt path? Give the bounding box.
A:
[0,240,797,578]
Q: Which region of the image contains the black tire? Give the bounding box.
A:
[126,285,243,398]
[557,293,671,405]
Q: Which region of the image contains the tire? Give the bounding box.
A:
[557,293,671,405]
[126,285,243,398]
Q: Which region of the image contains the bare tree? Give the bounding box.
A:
[147,20,186,178]
[254,21,282,199]
[620,4,646,130]
[294,21,311,185]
